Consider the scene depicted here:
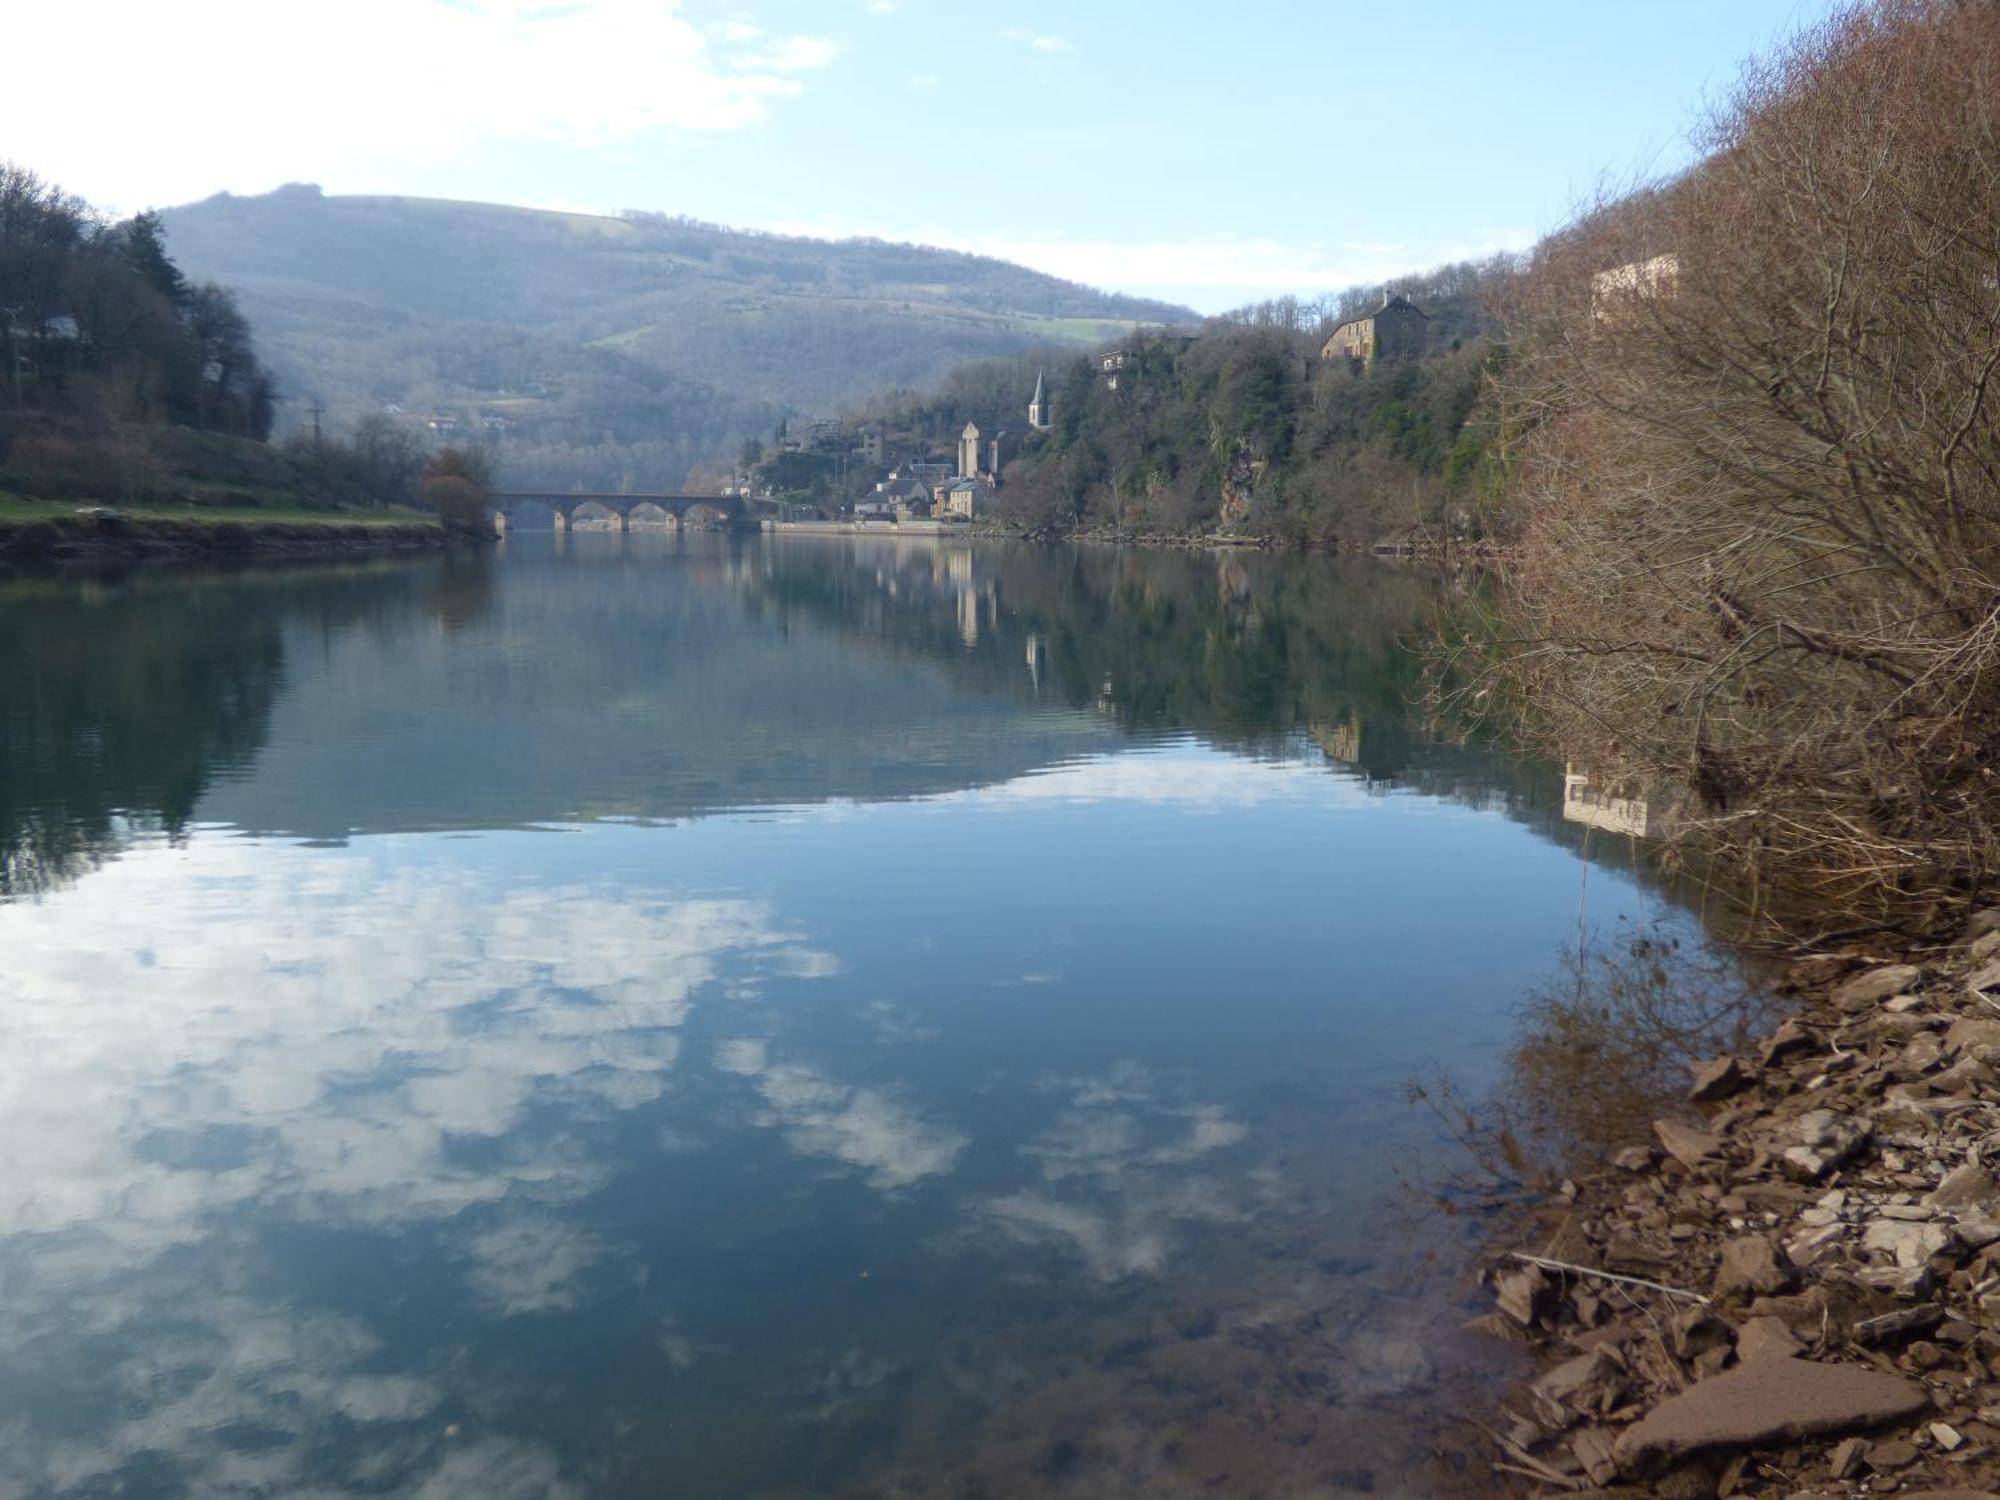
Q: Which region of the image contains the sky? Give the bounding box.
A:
[6,0,1844,313]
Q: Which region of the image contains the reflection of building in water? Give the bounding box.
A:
[1311,719,1362,768]
[1562,763,1675,839]
[1025,632,1045,695]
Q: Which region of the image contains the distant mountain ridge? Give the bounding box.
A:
[157,185,1197,489]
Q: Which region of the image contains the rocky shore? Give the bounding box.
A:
[0,513,465,568]
[1479,913,2000,1497]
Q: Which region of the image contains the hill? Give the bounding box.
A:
[157,186,1197,490]
[830,258,1515,546]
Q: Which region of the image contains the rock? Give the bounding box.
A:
[1669,1307,1733,1361]
[1537,1347,1618,1405]
[1862,1218,1952,1268]
[1853,1303,1945,1344]
[1462,1310,1534,1343]
[1612,1356,1927,1474]
[1607,1235,1675,1270]
[1855,1262,1934,1297]
[1930,1162,2000,1209]
[1932,1420,1965,1451]
[1782,1110,1870,1181]
[1900,1492,2000,1499]
[1496,1266,1554,1327]
[1827,1435,1866,1478]
[1655,1119,1725,1172]
[1953,1211,2000,1250]
[1934,1055,1996,1095]
[1713,1236,1798,1303]
[1690,1055,1747,1103]
[1762,1020,1814,1067]
[1892,1033,1946,1078]
[1571,1426,1620,1487]
[1734,1316,1805,1363]
[1613,1144,1655,1172]
[1946,1017,2000,1062]
[1833,964,1922,1011]
[1965,957,2000,995]
[1868,1438,1920,1470]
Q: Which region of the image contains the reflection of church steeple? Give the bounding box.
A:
[1027,369,1050,432]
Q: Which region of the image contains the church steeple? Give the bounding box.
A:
[1027,368,1050,431]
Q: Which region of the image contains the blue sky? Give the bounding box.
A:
[9,0,1842,311]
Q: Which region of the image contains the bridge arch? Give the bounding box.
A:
[568,499,627,532]
[627,501,677,530]
[490,491,753,534]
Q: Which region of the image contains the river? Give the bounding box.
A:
[0,534,1718,1498]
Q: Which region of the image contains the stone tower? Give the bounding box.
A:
[958,421,982,478]
[1027,369,1050,431]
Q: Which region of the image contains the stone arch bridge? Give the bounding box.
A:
[490,491,752,534]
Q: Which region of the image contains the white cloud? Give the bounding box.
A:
[0,841,835,1260]
[2,0,841,210]
[744,35,844,72]
[755,213,1530,312]
[933,229,1534,308]
[975,1065,1254,1282]
[1001,28,1071,53]
[718,1046,967,1190]
[0,839,844,1492]
[463,1216,610,1315]
[959,744,1353,811]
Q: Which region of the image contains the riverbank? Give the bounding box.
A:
[0,505,463,569]
[1479,918,2000,1497]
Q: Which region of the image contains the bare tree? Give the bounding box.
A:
[1480,0,2000,929]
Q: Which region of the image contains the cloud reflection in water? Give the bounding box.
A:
[0,836,841,1495]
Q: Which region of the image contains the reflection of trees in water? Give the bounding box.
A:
[749,540,1469,776]
[0,557,495,898]
[1425,919,1780,1195]
[0,579,284,897]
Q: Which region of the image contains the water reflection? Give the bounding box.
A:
[0,536,1729,1497]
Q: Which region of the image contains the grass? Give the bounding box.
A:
[586,325,656,350]
[1004,313,1155,343]
[0,491,438,528]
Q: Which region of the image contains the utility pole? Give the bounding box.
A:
[1,307,21,410]
[307,400,325,445]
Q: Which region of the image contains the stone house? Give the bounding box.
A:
[939,476,994,520]
[1591,253,1680,322]
[1320,292,1429,372]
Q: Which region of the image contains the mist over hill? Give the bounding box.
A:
[157,186,1196,490]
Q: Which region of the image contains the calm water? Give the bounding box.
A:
[0,535,1695,1499]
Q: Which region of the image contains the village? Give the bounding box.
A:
[748,289,1443,530]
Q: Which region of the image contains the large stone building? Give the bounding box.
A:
[1320,292,1429,372]
[1591,253,1680,322]
[956,422,1014,482]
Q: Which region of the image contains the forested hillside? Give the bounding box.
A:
[158,186,1196,490]
[852,258,1514,547]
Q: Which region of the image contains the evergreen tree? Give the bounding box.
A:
[117,211,188,308]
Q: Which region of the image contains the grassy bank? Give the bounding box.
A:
[0,490,437,529]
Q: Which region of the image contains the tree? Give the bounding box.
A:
[116,211,188,308]
[420,445,494,533]
[1485,0,2000,928]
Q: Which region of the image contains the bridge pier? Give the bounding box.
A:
[551,507,569,533]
